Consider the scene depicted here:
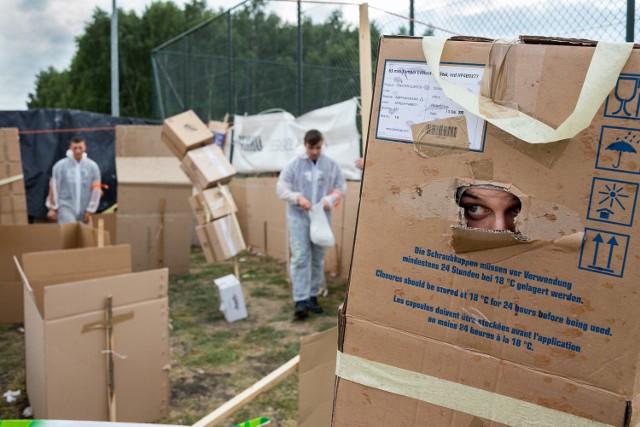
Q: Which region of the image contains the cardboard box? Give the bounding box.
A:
[161,110,212,159]
[213,274,248,322]
[116,157,192,275]
[189,185,237,224]
[15,245,170,422]
[0,223,101,323]
[180,144,236,191]
[0,128,27,224]
[333,36,640,425]
[195,214,246,262]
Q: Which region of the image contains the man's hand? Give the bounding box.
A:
[84,211,92,224]
[47,208,57,222]
[323,199,331,210]
[297,196,312,210]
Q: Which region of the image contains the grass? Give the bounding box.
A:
[0,247,347,426]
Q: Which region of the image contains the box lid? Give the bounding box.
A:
[116,157,191,186]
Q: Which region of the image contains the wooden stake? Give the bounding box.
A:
[233,256,240,280]
[359,2,373,155]
[105,296,116,422]
[97,218,105,248]
[159,198,166,268]
[192,355,300,427]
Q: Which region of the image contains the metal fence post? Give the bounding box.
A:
[297,0,303,116]
[627,0,635,42]
[228,11,234,117]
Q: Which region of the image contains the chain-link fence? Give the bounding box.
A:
[152,0,637,121]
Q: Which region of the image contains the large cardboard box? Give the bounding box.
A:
[0,128,27,224]
[189,185,237,224]
[333,36,640,425]
[161,110,212,159]
[180,144,236,191]
[195,214,246,262]
[115,125,172,157]
[116,156,192,275]
[0,223,101,323]
[16,245,170,422]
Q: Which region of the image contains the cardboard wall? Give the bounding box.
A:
[229,177,360,277]
[115,127,194,275]
[333,36,640,425]
[0,128,27,224]
[0,223,99,323]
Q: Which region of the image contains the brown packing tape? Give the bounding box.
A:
[469,159,493,181]
[81,311,135,333]
[411,116,471,155]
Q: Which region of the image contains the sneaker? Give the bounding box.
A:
[294,301,309,319]
[308,296,324,314]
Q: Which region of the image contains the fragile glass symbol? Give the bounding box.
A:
[597,183,629,219]
[611,76,640,117]
[588,233,619,273]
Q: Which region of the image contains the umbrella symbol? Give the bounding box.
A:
[606,133,638,168]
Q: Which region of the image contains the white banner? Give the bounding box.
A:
[231,98,362,180]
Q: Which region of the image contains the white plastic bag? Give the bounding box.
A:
[309,203,335,247]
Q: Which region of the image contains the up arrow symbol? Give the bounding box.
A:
[592,233,604,266]
[606,236,619,270]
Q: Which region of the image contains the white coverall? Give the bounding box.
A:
[47,150,101,223]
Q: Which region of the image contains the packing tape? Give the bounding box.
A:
[203,145,228,178]
[81,312,135,333]
[422,37,634,144]
[335,351,615,427]
[0,174,23,187]
[219,217,238,256]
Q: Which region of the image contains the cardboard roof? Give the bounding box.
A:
[116,157,191,186]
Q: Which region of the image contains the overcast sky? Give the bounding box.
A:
[0,0,407,111]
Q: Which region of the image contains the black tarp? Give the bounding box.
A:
[0,109,159,220]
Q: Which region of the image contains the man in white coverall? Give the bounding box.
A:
[46,136,102,224]
[276,129,346,319]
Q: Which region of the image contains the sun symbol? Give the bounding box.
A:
[598,183,629,210]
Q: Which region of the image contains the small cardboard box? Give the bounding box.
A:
[0,223,101,323]
[0,128,27,224]
[333,36,640,425]
[15,244,170,422]
[189,185,237,224]
[180,144,236,191]
[161,110,212,159]
[213,274,248,322]
[195,214,246,262]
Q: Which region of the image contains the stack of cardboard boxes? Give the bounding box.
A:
[0,128,27,224]
[115,125,193,275]
[162,110,246,263]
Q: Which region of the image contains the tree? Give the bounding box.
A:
[27,0,214,118]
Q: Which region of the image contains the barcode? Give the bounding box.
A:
[425,124,458,138]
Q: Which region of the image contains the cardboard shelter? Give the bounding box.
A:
[15,244,170,422]
[115,125,192,275]
[333,36,640,426]
[0,222,103,323]
[0,128,27,224]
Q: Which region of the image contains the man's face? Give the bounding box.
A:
[458,187,521,232]
[70,141,86,161]
[305,140,323,161]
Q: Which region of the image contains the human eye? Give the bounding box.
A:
[463,204,490,219]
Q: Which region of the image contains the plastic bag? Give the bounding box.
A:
[309,203,335,247]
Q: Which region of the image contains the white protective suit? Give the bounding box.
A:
[46,150,101,223]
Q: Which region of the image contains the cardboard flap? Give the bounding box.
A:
[451,226,530,253]
[22,245,133,317]
[422,36,634,144]
[115,125,172,157]
[45,268,168,320]
[298,328,338,427]
[116,157,190,186]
